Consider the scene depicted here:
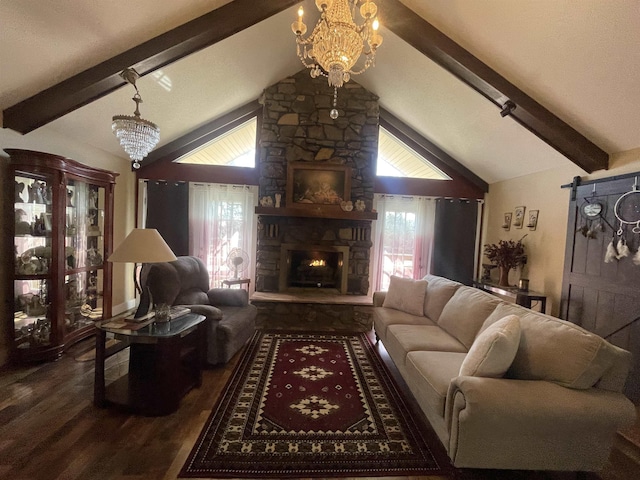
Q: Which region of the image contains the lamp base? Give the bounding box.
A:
[125,286,154,322]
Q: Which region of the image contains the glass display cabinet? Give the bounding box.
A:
[6,149,118,362]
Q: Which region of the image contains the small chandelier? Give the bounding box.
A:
[292,0,383,119]
[112,68,160,169]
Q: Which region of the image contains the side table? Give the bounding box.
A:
[473,281,547,314]
[221,278,250,290]
[94,312,206,416]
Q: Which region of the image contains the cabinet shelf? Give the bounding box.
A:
[14,274,50,281]
[15,234,51,238]
[65,266,104,275]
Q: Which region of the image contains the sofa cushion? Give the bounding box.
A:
[437,287,501,349]
[459,315,521,377]
[373,308,435,341]
[486,311,624,389]
[383,276,428,316]
[479,302,528,335]
[423,275,462,322]
[385,324,467,367]
[405,351,467,418]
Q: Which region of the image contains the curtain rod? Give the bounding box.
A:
[375,194,483,203]
[190,183,251,189]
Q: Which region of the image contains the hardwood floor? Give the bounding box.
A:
[0,333,620,480]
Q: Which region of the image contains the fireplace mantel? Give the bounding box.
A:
[255,206,378,221]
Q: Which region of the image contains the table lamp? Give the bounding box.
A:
[108,228,177,319]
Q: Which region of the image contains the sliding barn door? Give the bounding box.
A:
[561,174,640,402]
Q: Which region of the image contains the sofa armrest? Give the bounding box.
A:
[207,288,249,307]
[445,376,637,470]
[186,304,223,321]
[373,291,387,307]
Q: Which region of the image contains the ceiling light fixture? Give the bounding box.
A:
[112,68,160,169]
[292,0,383,119]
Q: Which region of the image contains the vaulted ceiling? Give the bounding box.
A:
[1,0,639,184]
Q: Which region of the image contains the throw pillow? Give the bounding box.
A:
[383,276,428,316]
[459,314,521,378]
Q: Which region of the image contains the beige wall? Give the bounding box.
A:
[0,126,136,367]
[483,148,640,317]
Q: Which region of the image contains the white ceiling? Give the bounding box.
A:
[1,0,639,184]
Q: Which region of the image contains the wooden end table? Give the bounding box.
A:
[221,278,251,290]
[94,312,206,416]
[473,281,547,313]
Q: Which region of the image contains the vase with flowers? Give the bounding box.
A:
[483,236,527,286]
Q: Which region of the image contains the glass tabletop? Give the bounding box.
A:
[97,312,205,338]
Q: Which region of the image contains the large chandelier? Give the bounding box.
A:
[112,68,160,169]
[292,0,383,118]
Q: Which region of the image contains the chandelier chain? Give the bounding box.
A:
[111,68,160,169]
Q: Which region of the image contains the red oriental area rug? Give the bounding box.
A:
[180,331,450,478]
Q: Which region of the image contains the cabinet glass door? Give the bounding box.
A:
[64,179,106,335]
[13,173,54,352]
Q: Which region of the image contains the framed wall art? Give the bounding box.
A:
[514,206,526,228]
[527,210,539,230]
[286,162,351,207]
[502,212,512,231]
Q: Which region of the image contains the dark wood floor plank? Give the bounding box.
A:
[0,334,621,480]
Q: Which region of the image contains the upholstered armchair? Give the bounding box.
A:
[140,255,257,364]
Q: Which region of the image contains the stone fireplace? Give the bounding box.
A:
[256,214,372,294]
[255,70,379,297]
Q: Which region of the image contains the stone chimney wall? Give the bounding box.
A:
[255,70,380,295]
[258,70,379,205]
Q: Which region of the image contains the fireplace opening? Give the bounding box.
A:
[279,244,350,294]
[290,250,340,288]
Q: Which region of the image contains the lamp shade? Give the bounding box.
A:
[108,228,177,263]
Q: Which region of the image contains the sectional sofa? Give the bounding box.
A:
[373,274,636,471]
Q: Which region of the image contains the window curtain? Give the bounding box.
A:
[432,199,479,285]
[145,181,189,256]
[189,183,258,289]
[371,195,436,291]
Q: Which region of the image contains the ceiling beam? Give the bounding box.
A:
[2,0,299,134]
[4,0,609,174]
[383,0,608,173]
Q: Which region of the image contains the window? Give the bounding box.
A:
[189,184,257,288]
[371,195,436,291]
[176,117,257,168]
[377,127,450,180]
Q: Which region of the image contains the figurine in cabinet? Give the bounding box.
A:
[87,247,103,267]
[15,181,25,202]
[15,208,31,235]
[28,181,49,204]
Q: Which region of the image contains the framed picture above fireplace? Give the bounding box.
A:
[287,162,351,207]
